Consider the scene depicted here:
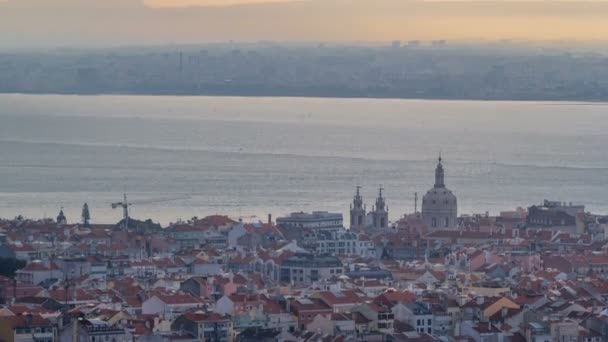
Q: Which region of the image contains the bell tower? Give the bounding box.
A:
[350,186,366,230]
[371,186,389,229]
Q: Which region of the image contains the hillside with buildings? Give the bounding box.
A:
[2,43,608,101]
[0,157,607,341]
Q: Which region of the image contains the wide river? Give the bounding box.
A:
[1,94,607,225]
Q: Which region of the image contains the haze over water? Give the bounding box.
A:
[1,94,607,225]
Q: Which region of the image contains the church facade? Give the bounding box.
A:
[349,186,389,230]
[348,156,457,231]
[421,157,458,229]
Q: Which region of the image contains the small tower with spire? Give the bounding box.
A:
[435,155,445,188]
[350,186,366,230]
[371,186,389,229]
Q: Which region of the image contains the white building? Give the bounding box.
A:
[277,211,343,232]
[316,229,375,257]
[141,294,203,318]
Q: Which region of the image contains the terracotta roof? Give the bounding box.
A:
[587,255,608,265]
[261,297,284,314]
[290,298,332,312]
[123,296,142,308]
[47,289,96,302]
[315,290,366,306]
[5,305,55,315]
[195,215,237,227]
[228,293,263,304]
[20,261,55,272]
[243,223,280,234]
[0,314,52,328]
[154,293,202,305]
[374,290,417,307]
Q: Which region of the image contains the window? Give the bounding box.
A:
[432,218,437,228]
[445,217,449,227]
[428,319,432,325]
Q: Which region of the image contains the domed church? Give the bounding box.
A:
[422,156,458,229]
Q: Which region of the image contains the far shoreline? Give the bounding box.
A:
[2,91,608,105]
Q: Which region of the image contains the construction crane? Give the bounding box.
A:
[111,193,190,228]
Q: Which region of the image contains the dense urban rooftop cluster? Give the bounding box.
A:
[2,43,608,101]
[1,161,608,342]
[0,194,608,342]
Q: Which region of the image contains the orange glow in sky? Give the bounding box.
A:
[1,0,608,47]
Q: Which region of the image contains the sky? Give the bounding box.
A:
[1,0,608,48]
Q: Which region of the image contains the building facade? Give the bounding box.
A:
[279,254,343,285]
[276,212,343,232]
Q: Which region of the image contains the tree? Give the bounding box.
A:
[0,257,26,278]
[81,202,91,227]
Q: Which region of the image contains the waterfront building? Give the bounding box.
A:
[422,156,458,229]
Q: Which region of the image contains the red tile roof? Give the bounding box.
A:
[0,314,52,328]
[154,293,203,305]
[315,290,366,306]
[195,215,237,227]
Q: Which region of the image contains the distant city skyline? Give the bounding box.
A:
[2,0,608,48]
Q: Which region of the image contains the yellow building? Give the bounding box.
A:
[0,314,56,342]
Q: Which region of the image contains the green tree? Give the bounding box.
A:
[81,202,91,227]
[0,257,26,278]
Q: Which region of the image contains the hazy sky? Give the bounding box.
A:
[2,0,608,48]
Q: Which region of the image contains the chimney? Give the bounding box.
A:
[268,214,272,225]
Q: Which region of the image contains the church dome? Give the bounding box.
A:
[423,188,457,206]
[422,157,458,229]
